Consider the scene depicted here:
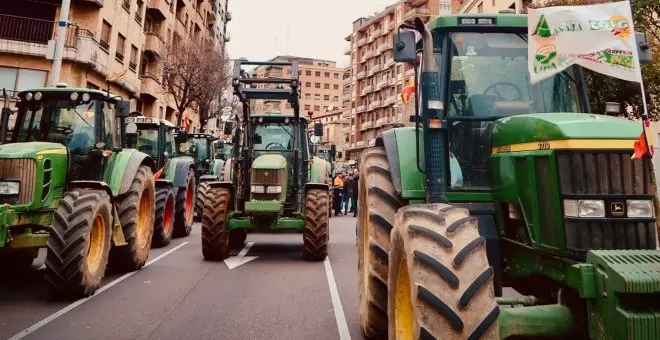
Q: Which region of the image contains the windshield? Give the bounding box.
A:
[127,127,159,158]
[317,149,331,163]
[252,123,294,152]
[215,143,234,160]
[14,99,100,153]
[447,32,585,117]
[177,137,209,160]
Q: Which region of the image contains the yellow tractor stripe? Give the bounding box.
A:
[491,139,636,154]
[36,150,67,156]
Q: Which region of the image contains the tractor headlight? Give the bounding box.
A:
[0,181,20,195]
[70,92,79,101]
[251,185,265,193]
[34,92,42,101]
[82,93,90,102]
[627,200,654,218]
[24,93,33,101]
[563,199,605,218]
[266,185,282,194]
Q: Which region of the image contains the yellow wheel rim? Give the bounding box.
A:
[86,214,105,274]
[395,256,414,340]
[136,187,153,250]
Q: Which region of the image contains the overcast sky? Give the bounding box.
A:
[225,0,396,68]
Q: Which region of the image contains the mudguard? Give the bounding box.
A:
[207,181,236,209]
[309,156,329,185]
[68,180,113,198]
[221,157,234,181]
[155,179,173,189]
[104,149,156,196]
[166,156,195,188]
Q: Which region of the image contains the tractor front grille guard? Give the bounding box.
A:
[250,168,285,201]
[0,158,36,205]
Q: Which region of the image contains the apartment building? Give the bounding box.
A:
[453,0,528,13]
[343,0,440,161]
[0,0,231,132]
[249,56,343,117]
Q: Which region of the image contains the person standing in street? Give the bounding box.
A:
[343,175,354,214]
[333,172,345,216]
[351,170,359,217]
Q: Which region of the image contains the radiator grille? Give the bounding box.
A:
[0,158,36,205]
[535,156,561,248]
[251,169,285,201]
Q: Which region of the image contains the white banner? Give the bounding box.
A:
[528,1,643,84]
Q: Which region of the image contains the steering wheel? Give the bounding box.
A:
[265,142,285,150]
[483,81,523,101]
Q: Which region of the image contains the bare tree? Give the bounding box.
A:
[161,39,229,128]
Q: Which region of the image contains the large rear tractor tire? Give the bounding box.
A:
[152,187,175,248]
[201,187,231,260]
[195,181,211,222]
[45,189,112,298]
[229,229,247,249]
[111,165,156,272]
[303,189,329,261]
[388,204,499,340]
[173,169,195,237]
[357,147,404,338]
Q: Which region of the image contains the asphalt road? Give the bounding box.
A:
[0,215,363,340]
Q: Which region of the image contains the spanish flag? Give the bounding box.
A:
[631,118,654,160]
[400,77,415,105]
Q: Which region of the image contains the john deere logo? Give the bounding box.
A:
[533,44,560,74]
[611,202,625,216]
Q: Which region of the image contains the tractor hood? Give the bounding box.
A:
[491,113,642,148]
[252,153,287,170]
[0,142,67,158]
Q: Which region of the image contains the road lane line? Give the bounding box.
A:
[324,257,351,340]
[8,241,189,340]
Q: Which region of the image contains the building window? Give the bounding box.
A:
[334,73,339,79]
[0,67,47,93]
[129,45,139,72]
[333,96,338,101]
[306,70,312,76]
[324,84,330,89]
[314,105,320,111]
[334,84,339,90]
[304,104,311,110]
[323,106,328,112]
[324,95,330,100]
[122,0,130,11]
[324,72,330,78]
[315,83,320,88]
[314,94,321,100]
[315,71,321,77]
[87,81,100,90]
[116,33,126,62]
[100,20,112,51]
[478,2,483,12]
[305,82,311,87]
[136,0,144,24]
[305,93,311,99]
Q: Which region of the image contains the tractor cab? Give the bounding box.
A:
[124,114,177,170]
[174,132,217,180]
[214,140,234,161]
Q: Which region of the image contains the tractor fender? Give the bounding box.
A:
[206,181,236,210]
[68,180,114,198]
[169,158,195,188]
[105,149,156,196]
[309,156,329,185]
[221,157,234,181]
[379,127,425,200]
[199,174,219,183]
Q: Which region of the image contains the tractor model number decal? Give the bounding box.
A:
[495,145,511,153]
[537,141,551,150]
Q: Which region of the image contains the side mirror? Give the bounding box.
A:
[393,30,417,64]
[314,122,323,136]
[116,100,131,117]
[223,121,234,135]
[637,31,652,64]
[253,134,262,144]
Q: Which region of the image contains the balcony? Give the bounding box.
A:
[140,72,161,100]
[343,93,351,101]
[384,58,395,69]
[342,127,350,134]
[370,64,381,74]
[145,32,165,57]
[361,50,373,63]
[397,73,404,81]
[369,29,382,41]
[376,80,387,90]
[368,139,376,147]
[362,85,373,95]
[357,105,367,112]
[75,0,104,7]
[357,70,367,79]
[405,68,415,77]
[226,11,232,22]
[376,117,390,127]
[360,121,372,131]
[344,44,351,55]
[387,22,396,31]
[369,100,382,110]
[377,44,388,55]
[0,14,78,53]
[385,95,396,105]
[147,0,168,20]
[404,7,431,21]
[356,140,366,148]
[357,37,367,46]
[405,0,430,6]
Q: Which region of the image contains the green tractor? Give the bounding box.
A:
[200,59,332,261]
[173,131,219,221]
[0,85,156,298]
[312,143,339,179]
[123,114,196,245]
[357,13,659,339]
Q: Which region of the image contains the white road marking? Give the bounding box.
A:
[324,257,351,340]
[8,241,189,340]
[224,241,258,269]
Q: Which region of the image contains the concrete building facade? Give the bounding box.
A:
[0,0,231,132]
[249,56,343,117]
[453,0,529,13]
[342,0,441,161]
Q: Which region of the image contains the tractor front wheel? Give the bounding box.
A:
[303,189,329,261]
[357,147,404,338]
[111,165,156,272]
[201,187,231,260]
[174,169,195,237]
[195,181,211,222]
[388,204,499,340]
[45,189,112,298]
[152,187,175,248]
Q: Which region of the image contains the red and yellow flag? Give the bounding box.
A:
[631,118,654,160]
[400,77,415,105]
